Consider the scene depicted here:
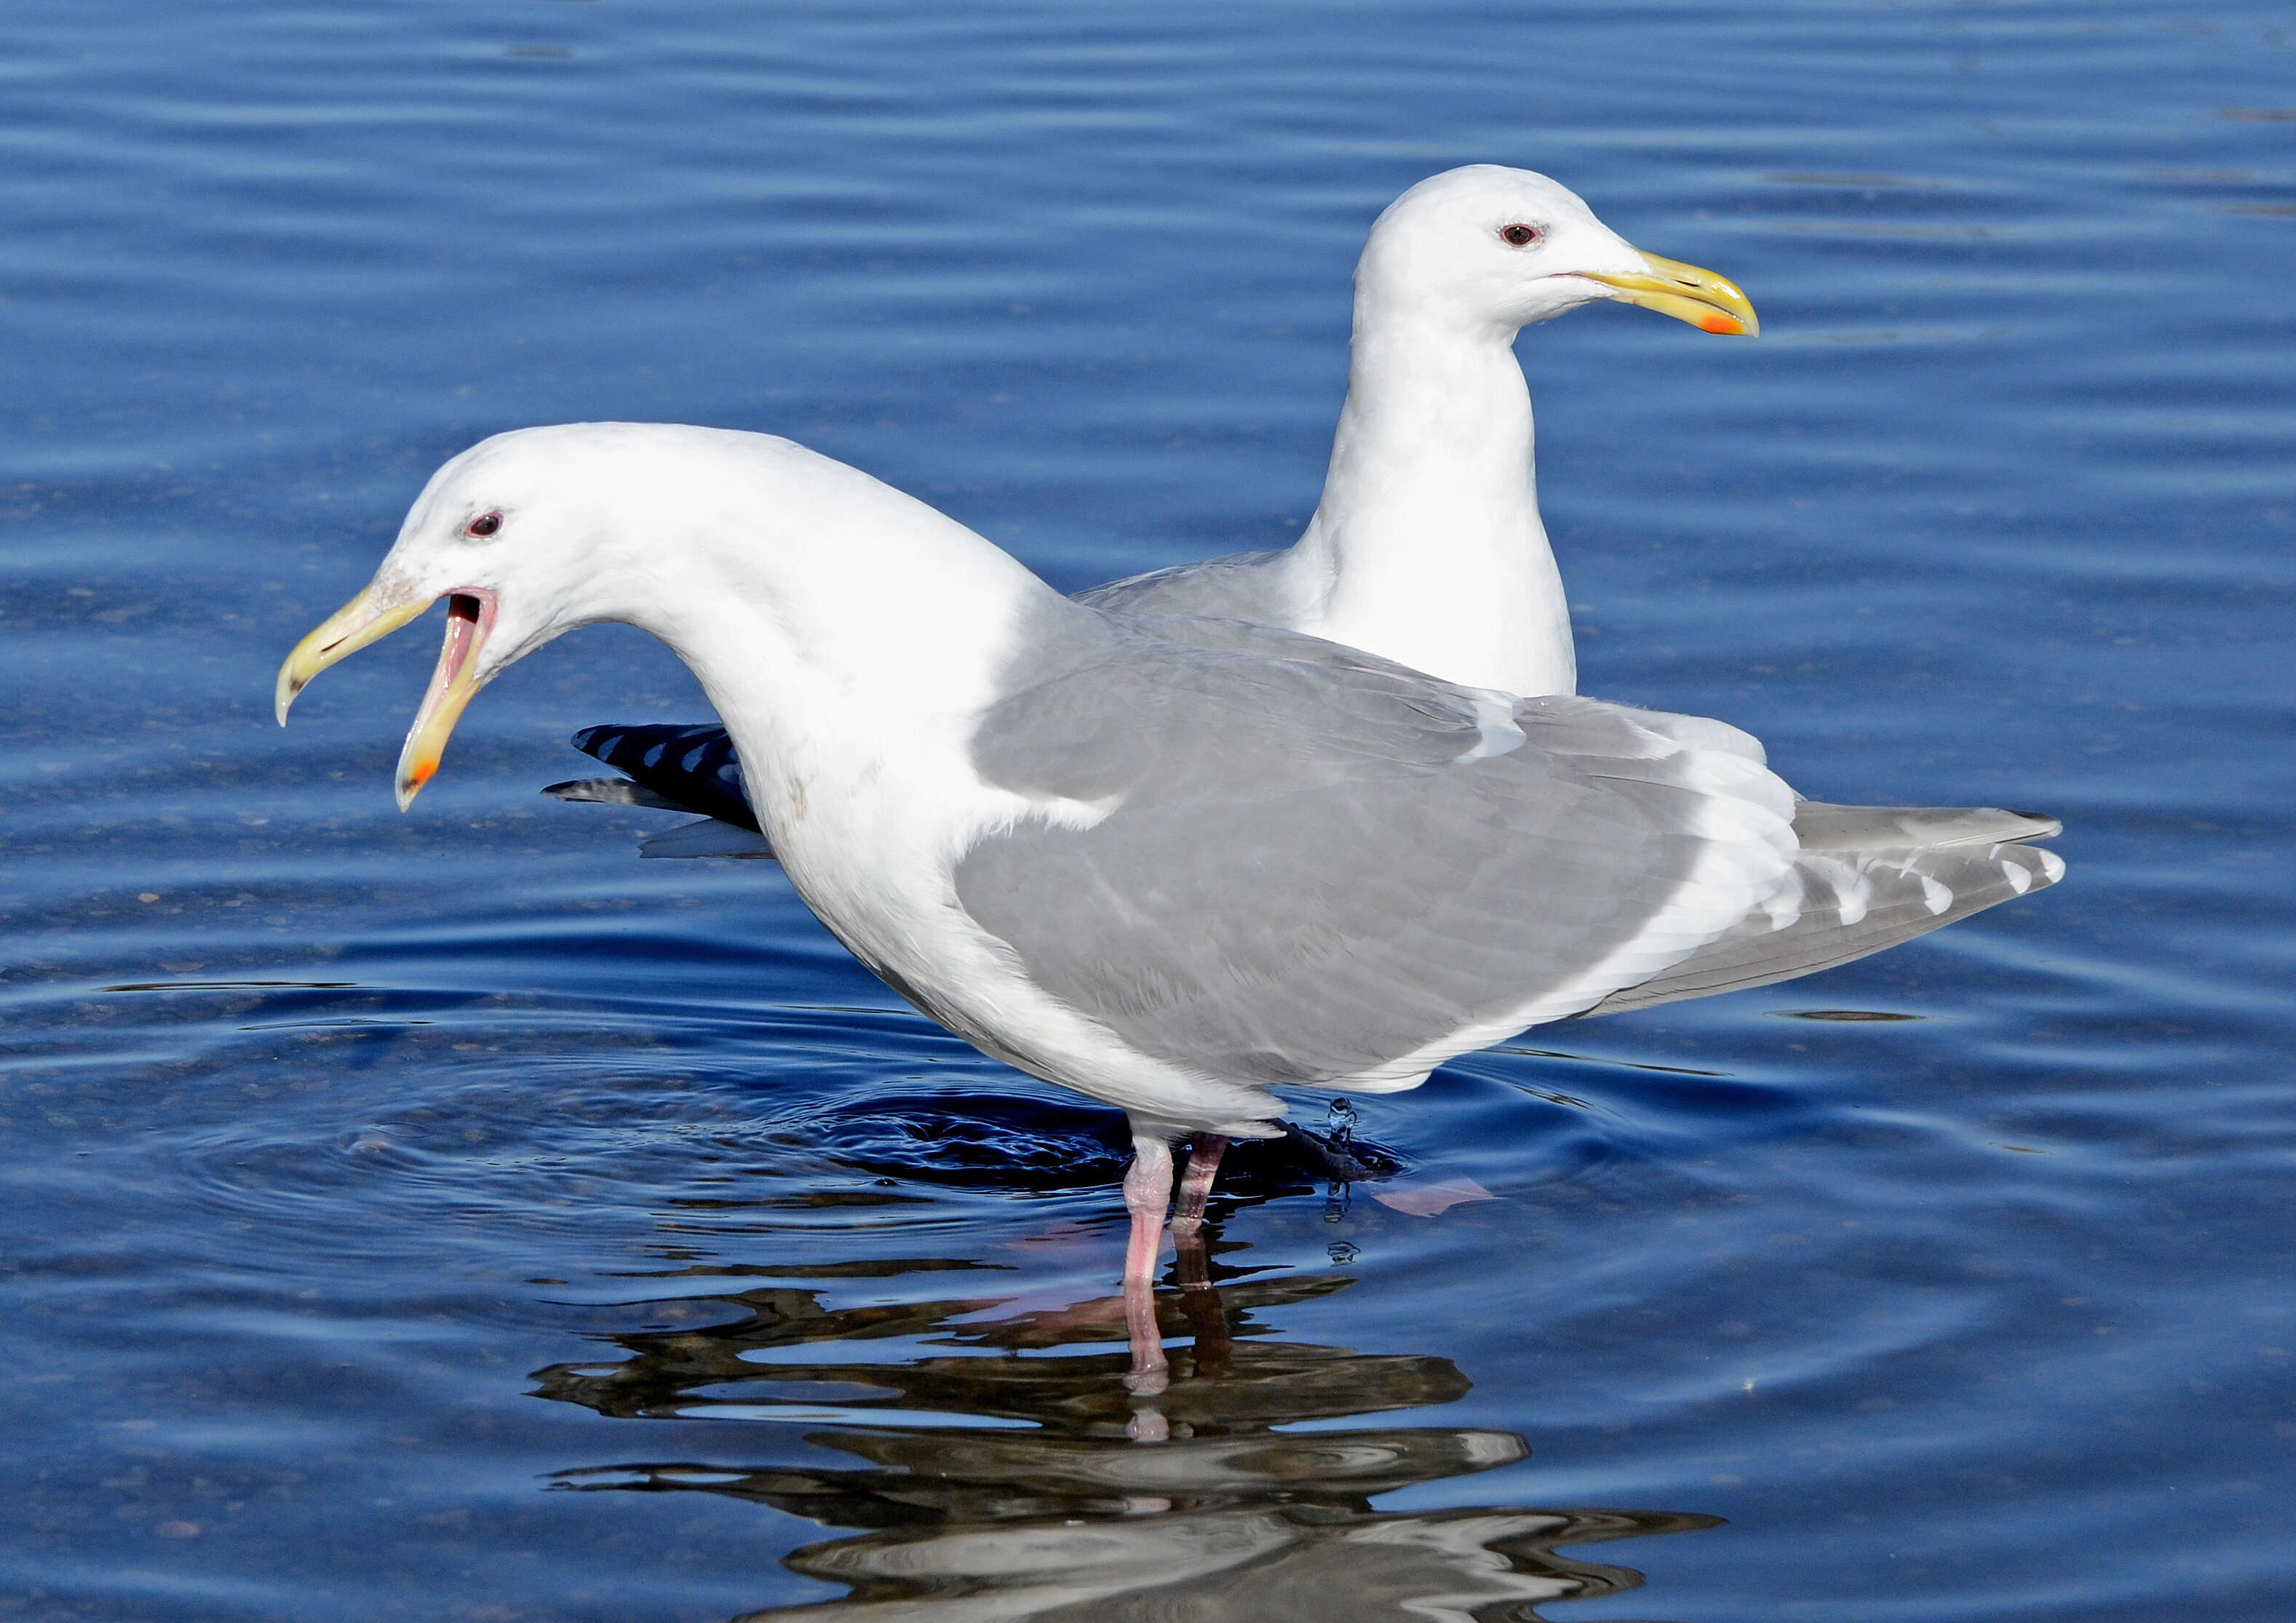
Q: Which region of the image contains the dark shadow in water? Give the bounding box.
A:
[792,1090,1406,1197]
[1775,1009,1924,1023]
[534,1205,1717,1619]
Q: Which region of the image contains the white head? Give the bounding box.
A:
[1356,164,1756,338]
[274,422,1038,809]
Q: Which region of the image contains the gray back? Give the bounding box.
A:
[955,609,1787,1088]
[1073,549,1297,624]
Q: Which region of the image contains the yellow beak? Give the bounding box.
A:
[275,584,430,726]
[276,583,496,811]
[1582,250,1759,336]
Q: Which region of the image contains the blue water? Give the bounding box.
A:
[4,2,2292,1617]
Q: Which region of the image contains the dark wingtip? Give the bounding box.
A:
[563,721,759,830]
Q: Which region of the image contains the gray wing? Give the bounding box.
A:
[955,614,1797,1091]
[546,559,1303,841]
[1581,838,2062,1016]
[637,817,777,860]
[1578,795,2068,1015]
[1792,801,2061,851]
[1072,549,1300,623]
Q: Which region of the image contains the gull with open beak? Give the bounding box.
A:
[277,567,501,807]
[529,167,1764,1219]
[277,423,2062,1412]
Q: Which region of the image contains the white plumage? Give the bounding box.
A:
[277,420,2059,1403]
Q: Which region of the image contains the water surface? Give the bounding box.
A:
[4,2,2293,1619]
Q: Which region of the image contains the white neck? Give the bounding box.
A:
[571,435,1054,863]
[1281,301,1574,698]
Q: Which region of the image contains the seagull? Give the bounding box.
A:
[1079,162,1755,697]
[278,422,2061,1397]
[546,164,1757,831]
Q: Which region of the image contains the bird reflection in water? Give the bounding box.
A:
[533,1172,1717,1621]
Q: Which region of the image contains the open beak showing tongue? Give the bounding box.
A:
[275,584,498,810]
[394,591,496,809]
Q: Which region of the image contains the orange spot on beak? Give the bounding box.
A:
[1700,312,1744,335]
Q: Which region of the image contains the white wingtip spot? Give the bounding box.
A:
[1803,854,1872,926]
[2002,858,2033,894]
[1919,874,1953,916]
[2036,848,2066,884]
[1757,866,1807,932]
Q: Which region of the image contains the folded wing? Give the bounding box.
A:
[1582,836,2062,1017]
[954,616,1800,1092]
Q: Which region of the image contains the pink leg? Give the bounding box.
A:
[1169,1133,1228,1239]
[1121,1135,1174,1397]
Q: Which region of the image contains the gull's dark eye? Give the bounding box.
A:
[1500,223,1543,247]
[466,512,502,538]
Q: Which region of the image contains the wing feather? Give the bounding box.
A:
[954,616,1796,1089]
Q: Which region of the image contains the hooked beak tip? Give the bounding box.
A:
[397,758,437,812]
[275,587,431,729]
[1587,249,1760,338]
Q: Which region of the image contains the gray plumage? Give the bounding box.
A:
[570,606,2063,1071]
[953,609,1800,1090]
[1791,802,2060,852]
[1566,800,2065,1014]
[547,616,2063,1068]
[544,551,1308,850]
[637,817,776,860]
[1072,548,1298,624]
[1583,838,2059,1017]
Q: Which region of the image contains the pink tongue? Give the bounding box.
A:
[436,595,482,686]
